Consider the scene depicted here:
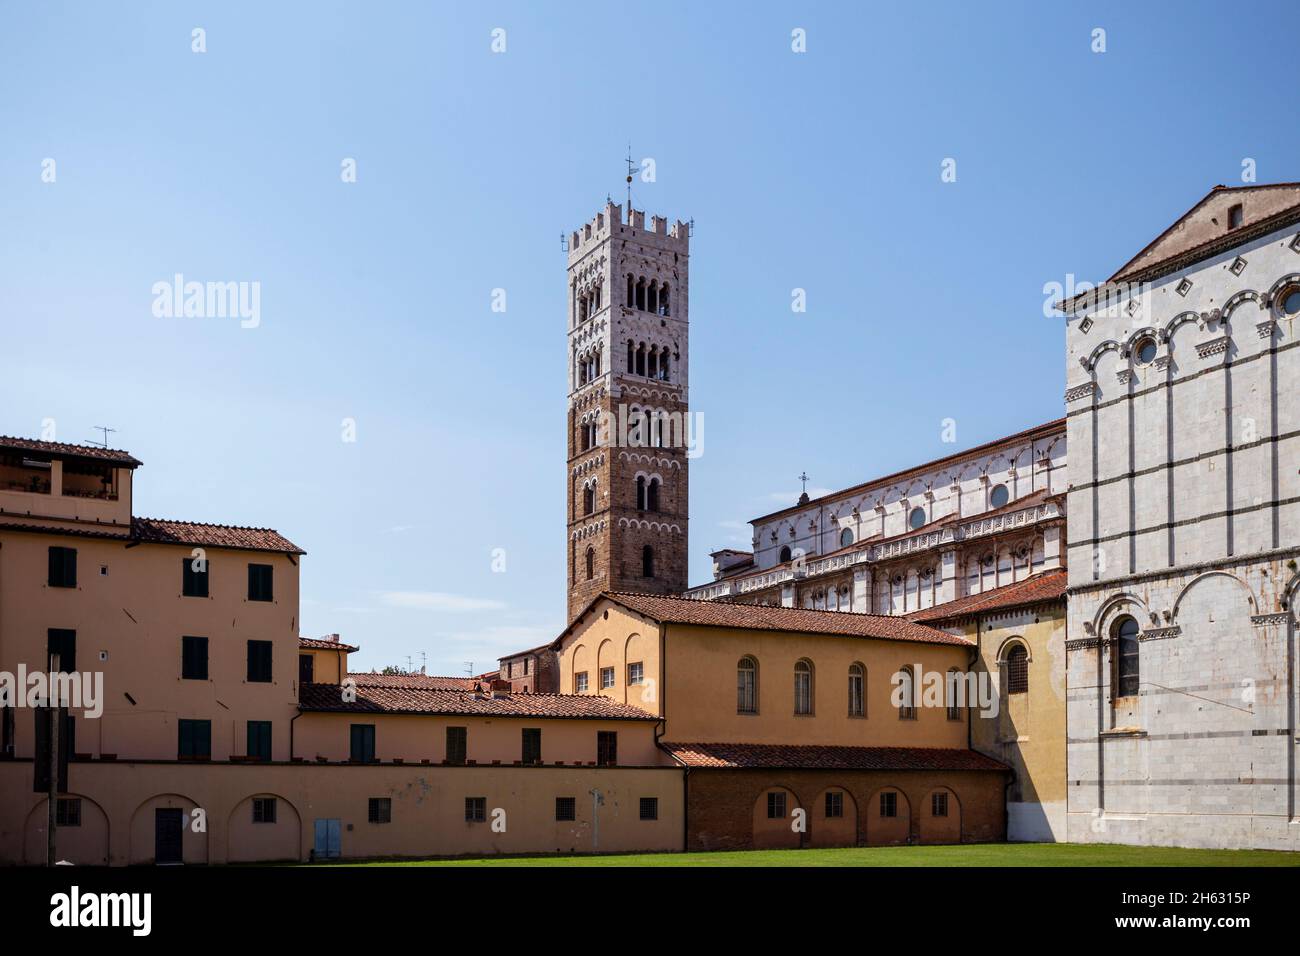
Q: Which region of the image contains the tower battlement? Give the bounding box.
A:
[568,202,689,265]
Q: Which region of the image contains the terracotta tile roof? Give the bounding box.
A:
[563,592,972,647]
[343,672,479,692]
[498,643,554,662]
[299,637,360,653]
[751,418,1065,523]
[0,435,142,468]
[298,682,658,720]
[661,741,1008,772]
[132,517,304,554]
[907,570,1067,624]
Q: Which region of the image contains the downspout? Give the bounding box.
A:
[650,621,688,853]
[290,709,301,762]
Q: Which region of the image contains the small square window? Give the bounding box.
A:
[600,666,615,689]
[56,798,81,827]
[1079,316,1093,334]
[247,563,273,602]
[252,797,277,824]
[465,797,486,823]
[766,791,786,819]
[1176,278,1193,297]
[639,797,659,821]
[555,797,576,822]
[368,797,392,824]
[575,672,589,693]
[1229,256,1247,276]
[48,547,77,588]
[627,662,643,685]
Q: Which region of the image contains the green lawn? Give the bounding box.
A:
[320,843,1299,867]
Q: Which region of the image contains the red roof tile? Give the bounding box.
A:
[563,592,972,647]
[907,570,1067,624]
[0,435,142,468]
[299,637,359,653]
[343,672,478,692]
[661,741,1008,772]
[298,682,658,720]
[132,517,304,554]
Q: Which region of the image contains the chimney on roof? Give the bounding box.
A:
[322,633,340,644]
[490,678,512,699]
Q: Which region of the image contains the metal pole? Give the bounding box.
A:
[47,650,59,867]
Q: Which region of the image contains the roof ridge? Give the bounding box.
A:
[135,515,281,533]
[0,434,136,455]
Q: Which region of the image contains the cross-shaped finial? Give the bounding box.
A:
[799,471,809,494]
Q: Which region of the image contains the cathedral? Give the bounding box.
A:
[562,183,1300,850]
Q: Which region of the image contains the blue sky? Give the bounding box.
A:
[3,1,1296,675]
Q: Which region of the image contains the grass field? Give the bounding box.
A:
[322,843,1300,868]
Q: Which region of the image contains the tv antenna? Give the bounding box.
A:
[88,426,116,449]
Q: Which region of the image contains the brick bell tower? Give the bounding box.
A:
[566,201,691,621]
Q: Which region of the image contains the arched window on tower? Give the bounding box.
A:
[635,278,646,312]
[659,351,670,382]
[585,547,595,581]
[641,545,654,578]
[627,340,635,373]
[578,295,589,323]
[648,346,658,380]
[635,343,646,377]
[647,281,658,315]
[583,482,596,516]
[626,274,634,307]
[647,477,660,513]
[659,284,670,317]
[635,475,646,512]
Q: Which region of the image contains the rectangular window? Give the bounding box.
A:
[521,728,541,765]
[299,654,314,684]
[738,662,756,714]
[596,731,617,767]
[524,658,530,675]
[848,669,865,717]
[507,662,514,679]
[555,796,576,821]
[932,792,949,817]
[247,563,273,602]
[575,672,589,693]
[1228,203,1243,229]
[825,791,844,818]
[181,556,209,597]
[465,797,486,823]
[881,791,897,818]
[767,791,786,819]
[350,724,376,763]
[446,726,467,765]
[252,797,277,824]
[600,666,615,689]
[182,636,209,681]
[247,720,272,761]
[178,719,212,760]
[247,640,273,683]
[48,546,77,588]
[56,797,82,827]
[368,797,392,824]
[47,629,76,672]
[627,662,643,685]
[639,797,658,821]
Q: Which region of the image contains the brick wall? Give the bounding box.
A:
[684,768,1006,851]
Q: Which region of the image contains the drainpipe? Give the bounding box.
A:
[290,709,302,762]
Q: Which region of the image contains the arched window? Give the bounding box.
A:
[840,527,854,548]
[659,350,670,381]
[641,545,654,578]
[648,346,658,379]
[583,482,595,516]
[626,274,634,307]
[779,545,792,564]
[647,477,660,513]
[794,659,813,715]
[635,343,646,377]
[1006,645,1029,695]
[585,547,595,581]
[848,663,865,717]
[659,284,670,317]
[626,340,635,373]
[635,475,646,511]
[737,657,757,714]
[897,665,916,720]
[635,278,646,311]
[1113,616,1140,697]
